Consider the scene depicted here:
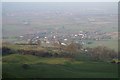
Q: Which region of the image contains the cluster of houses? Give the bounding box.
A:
[15,27,116,47]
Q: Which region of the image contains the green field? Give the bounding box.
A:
[84,40,118,51]
[2,54,118,78]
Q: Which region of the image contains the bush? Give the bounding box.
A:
[2,47,15,56]
[87,46,118,61]
[110,59,120,64]
[110,60,116,63]
[22,64,30,69]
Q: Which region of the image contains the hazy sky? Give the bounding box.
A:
[1,0,119,2]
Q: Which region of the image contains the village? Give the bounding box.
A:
[15,26,118,48]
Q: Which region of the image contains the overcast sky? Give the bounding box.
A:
[1,0,119,2]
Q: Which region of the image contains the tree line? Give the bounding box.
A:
[2,43,118,62]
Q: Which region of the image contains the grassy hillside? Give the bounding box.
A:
[2,54,118,78]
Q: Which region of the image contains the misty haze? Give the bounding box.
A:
[2,2,119,78]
